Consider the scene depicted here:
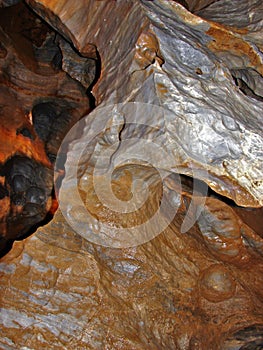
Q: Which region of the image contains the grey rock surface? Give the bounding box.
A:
[48,0,263,207]
[1,1,263,349]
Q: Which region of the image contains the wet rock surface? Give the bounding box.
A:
[0,0,263,349]
[26,0,263,207]
[2,155,51,235]
[1,202,263,349]
[0,2,92,249]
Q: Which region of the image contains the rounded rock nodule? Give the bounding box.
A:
[199,264,236,303]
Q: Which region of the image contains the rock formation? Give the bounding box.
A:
[0,0,263,349]
[0,2,94,251]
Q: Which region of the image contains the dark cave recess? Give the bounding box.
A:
[0,1,95,254]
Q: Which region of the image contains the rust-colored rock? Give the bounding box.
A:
[26,0,263,207]
[1,197,263,348]
[0,0,263,349]
[0,2,92,248]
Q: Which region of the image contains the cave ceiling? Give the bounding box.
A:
[0,0,263,349]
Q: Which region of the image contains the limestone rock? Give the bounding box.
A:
[1,197,263,348]
[1,1,263,349]
[0,2,91,248]
[26,0,263,207]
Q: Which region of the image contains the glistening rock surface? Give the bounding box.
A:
[1,190,263,349]
[0,0,263,349]
[0,2,93,249]
[26,0,263,207]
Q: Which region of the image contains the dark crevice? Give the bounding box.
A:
[223,325,263,350]
[232,75,263,102]
[0,238,13,259]
[179,174,263,236]
[0,1,100,257]
[87,49,101,92]
[186,0,221,14]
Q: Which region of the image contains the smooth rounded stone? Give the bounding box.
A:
[199,264,236,303]
[32,102,57,142]
[197,198,249,264]
[4,156,51,203]
[23,202,43,217]
[5,156,35,183]
[3,155,52,200]
[11,175,30,193]
[26,186,46,205]
[0,155,52,245]
[2,202,262,349]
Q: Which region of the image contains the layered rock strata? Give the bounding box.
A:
[0,0,263,349]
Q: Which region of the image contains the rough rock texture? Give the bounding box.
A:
[26,0,263,207]
[0,0,263,349]
[0,2,92,249]
[0,0,21,7]
[1,191,263,349]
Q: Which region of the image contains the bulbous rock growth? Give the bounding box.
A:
[0,0,263,349]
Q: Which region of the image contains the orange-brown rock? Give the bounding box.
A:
[26,0,263,207]
[0,0,263,349]
[1,195,263,348]
[0,2,92,248]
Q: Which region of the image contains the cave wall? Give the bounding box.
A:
[0,0,263,349]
